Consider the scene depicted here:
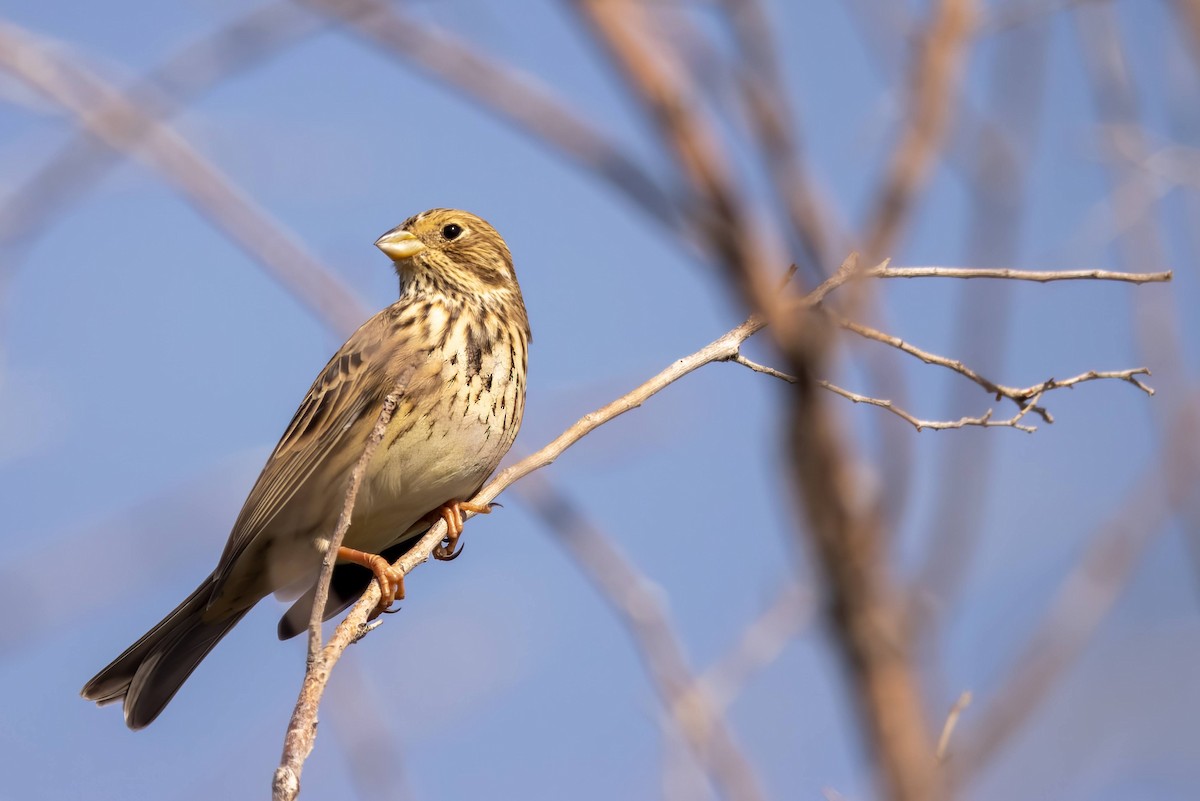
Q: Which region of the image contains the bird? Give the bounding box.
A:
[81,208,531,729]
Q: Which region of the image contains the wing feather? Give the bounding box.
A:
[211,312,400,593]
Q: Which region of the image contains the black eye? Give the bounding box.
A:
[442,223,463,241]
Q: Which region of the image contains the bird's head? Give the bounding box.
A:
[375,208,520,299]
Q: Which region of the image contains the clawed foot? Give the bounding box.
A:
[336,546,406,618]
[432,500,494,561]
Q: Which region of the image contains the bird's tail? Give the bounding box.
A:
[81,576,248,729]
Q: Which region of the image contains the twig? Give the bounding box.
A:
[819,381,1034,433]
[275,385,404,800]
[873,265,1171,283]
[832,314,1156,422]
[736,353,1029,431]
[732,354,797,384]
[268,311,771,794]
[272,521,448,800]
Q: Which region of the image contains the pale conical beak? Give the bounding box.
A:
[375,229,426,261]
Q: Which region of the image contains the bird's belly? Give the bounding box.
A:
[346,408,506,554]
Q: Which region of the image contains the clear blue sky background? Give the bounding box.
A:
[1,2,1197,799]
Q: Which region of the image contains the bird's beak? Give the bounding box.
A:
[375,229,426,261]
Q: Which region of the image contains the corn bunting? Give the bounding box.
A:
[82,209,530,728]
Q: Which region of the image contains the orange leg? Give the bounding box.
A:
[432,500,494,561]
[337,546,405,617]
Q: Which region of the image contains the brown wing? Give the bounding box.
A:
[211,311,399,593]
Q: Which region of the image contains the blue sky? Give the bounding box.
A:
[1,2,1197,800]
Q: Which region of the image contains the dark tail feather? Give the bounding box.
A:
[81,576,248,729]
[277,562,374,640]
[277,535,420,640]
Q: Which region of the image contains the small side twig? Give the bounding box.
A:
[733,354,1141,433]
[819,381,1028,433]
[832,313,1155,422]
[872,265,1172,283]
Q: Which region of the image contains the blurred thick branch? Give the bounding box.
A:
[862,0,977,260]
[297,0,681,233]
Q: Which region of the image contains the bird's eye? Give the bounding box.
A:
[442,223,464,241]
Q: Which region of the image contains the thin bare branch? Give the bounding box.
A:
[275,385,404,799]
[832,314,1156,422]
[874,265,1172,283]
[266,255,878,790]
[0,20,369,335]
[298,0,679,233]
[736,352,1047,432]
[272,519,448,799]
[818,381,1034,433]
[732,353,796,383]
[0,2,325,268]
